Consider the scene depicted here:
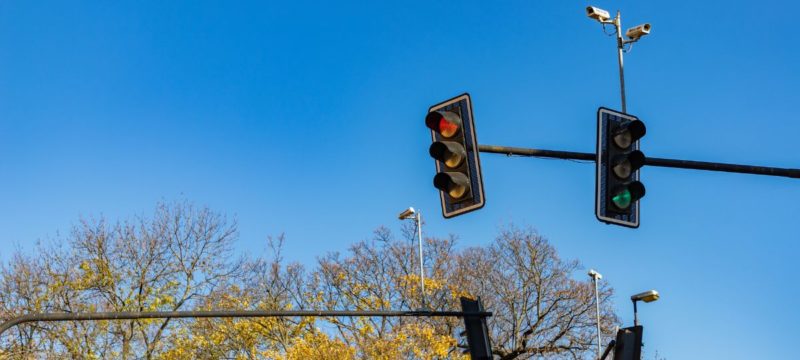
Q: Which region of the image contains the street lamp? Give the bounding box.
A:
[631,290,659,326]
[588,269,603,360]
[398,207,427,310]
[586,6,652,113]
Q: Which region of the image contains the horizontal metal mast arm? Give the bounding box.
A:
[478,144,800,179]
[645,156,800,178]
[0,309,491,337]
[479,144,595,161]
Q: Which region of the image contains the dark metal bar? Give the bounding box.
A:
[478,144,800,179]
[645,156,800,178]
[0,309,491,337]
[599,339,616,360]
[478,144,595,161]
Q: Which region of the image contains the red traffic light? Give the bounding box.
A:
[426,94,485,219]
[425,111,462,138]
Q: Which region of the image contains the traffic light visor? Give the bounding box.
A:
[426,111,462,138]
[611,181,646,210]
[429,141,466,168]
[612,120,646,149]
[433,172,471,199]
[611,150,645,179]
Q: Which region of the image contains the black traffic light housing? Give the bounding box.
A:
[460,296,492,360]
[427,94,485,218]
[596,107,646,228]
[613,326,643,360]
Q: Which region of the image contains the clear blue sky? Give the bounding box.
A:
[1,1,798,358]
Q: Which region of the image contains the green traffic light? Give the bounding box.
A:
[610,182,645,211]
[611,189,632,209]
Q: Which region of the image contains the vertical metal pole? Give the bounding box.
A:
[614,11,627,113]
[633,300,639,326]
[593,277,602,359]
[416,211,426,309]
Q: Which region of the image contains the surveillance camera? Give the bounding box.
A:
[586,6,611,22]
[625,23,651,40]
[398,207,416,220]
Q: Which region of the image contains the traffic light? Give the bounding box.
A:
[596,107,646,228]
[426,93,485,219]
[613,326,643,360]
[460,296,492,360]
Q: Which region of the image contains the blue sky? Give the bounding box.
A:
[1,1,798,358]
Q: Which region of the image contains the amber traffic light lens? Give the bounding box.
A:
[429,141,466,169]
[433,172,471,200]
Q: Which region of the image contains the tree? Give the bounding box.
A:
[0,200,241,359]
[1,202,617,359]
[312,226,465,359]
[0,252,51,358]
[311,225,617,359]
[452,226,617,359]
[157,235,319,360]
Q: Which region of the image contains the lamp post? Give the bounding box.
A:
[586,6,652,113]
[631,290,660,326]
[398,207,426,310]
[588,269,603,359]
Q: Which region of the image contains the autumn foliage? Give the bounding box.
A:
[0,201,616,359]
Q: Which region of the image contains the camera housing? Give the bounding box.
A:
[398,207,416,220]
[625,23,651,40]
[586,6,611,22]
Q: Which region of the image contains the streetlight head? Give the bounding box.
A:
[631,290,659,303]
[625,23,651,40]
[588,269,603,280]
[586,6,611,22]
[398,207,416,220]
